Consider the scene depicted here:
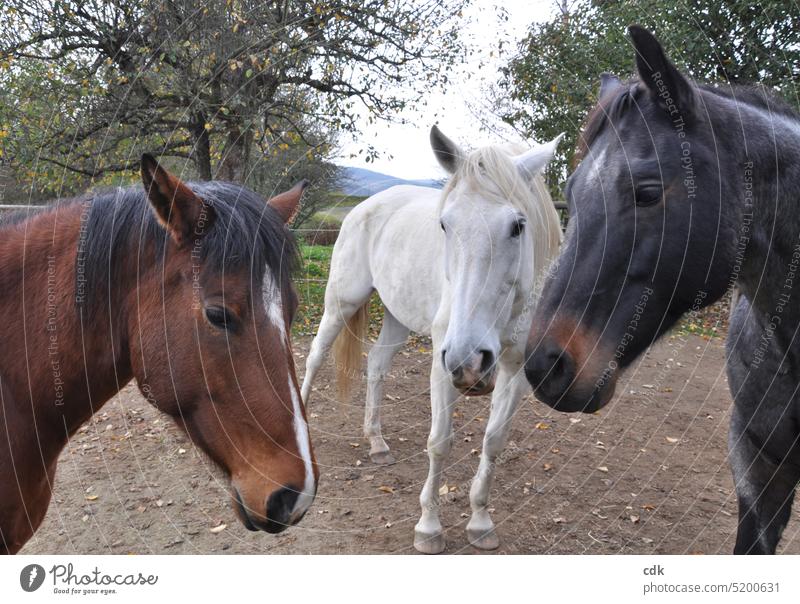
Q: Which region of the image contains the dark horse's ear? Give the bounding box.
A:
[430,125,464,174]
[599,72,623,100]
[268,180,308,224]
[141,154,214,246]
[629,25,696,118]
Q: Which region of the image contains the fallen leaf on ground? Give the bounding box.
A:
[378,485,395,494]
[597,466,609,473]
[209,523,227,534]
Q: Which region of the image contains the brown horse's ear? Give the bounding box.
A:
[268,180,308,224]
[629,25,696,118]
[141,154,214,245]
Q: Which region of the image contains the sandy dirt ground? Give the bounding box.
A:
[22,333,800,554]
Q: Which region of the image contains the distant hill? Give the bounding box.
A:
[337,166,443,197]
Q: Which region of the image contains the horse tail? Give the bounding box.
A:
[333,301,369,401]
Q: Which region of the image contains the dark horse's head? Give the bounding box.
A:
[525,26,741,412]
[84,156,317,532]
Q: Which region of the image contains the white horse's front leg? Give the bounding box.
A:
[414,352,459,554]
[466,355,528,550]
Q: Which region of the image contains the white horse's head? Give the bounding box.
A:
[431,125,562,395]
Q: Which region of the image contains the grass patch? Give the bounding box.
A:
[673,296,731,339]
[293,244,384,338]
[294,244,333,336]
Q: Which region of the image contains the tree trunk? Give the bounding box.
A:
[218,122,252,183]
[191,115,213,181]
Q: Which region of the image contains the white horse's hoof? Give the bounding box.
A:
[369,450,396,465]
[414,529,445,554]
[467,526,500,550]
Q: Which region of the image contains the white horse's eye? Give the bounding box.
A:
[440,220,446,232]
[511,219,526,238]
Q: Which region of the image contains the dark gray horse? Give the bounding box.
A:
[525,26,800,554]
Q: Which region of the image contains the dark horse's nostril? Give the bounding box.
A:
[549,350,567,380]
[525,341,576,399]
[264,486,300,534]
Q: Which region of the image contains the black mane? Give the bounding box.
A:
[77,180,298,323]
[577,79,800,162]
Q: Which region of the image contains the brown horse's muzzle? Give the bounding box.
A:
[233,484,309,534]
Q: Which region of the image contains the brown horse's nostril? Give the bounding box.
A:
[234,488,259,532]
[263,486,300,534]
[525,340,576,405]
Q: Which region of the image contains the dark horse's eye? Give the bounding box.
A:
[511,218,526,238]
[440,220,446,232]
[204,306,238,332]
[635,185,663,207]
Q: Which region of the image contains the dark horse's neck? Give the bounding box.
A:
[0,200,134,458]
[710,90,800,331]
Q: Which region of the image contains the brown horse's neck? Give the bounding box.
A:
[0,201,135,454]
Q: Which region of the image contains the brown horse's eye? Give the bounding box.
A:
[204,306,238,332]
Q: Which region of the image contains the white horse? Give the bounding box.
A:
[301,126,563,553]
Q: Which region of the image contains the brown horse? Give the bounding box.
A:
[0,155,318,554]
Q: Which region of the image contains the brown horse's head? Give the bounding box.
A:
[127,155,317,533]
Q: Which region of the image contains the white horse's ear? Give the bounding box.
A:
[430,125,464,174]
[513,133,564,179]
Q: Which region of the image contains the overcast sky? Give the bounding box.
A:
[336,0,556,180]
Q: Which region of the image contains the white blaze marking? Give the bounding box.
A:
[288,375,316,519]
[262,269,287,344]
[587,147,607,187]
[261,269,315,518]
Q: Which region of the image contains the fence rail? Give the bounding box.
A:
[0,204,40,210]
[0,202,571,212]
[0,200,570,291]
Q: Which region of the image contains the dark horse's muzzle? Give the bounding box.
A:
[524,331,617,413]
